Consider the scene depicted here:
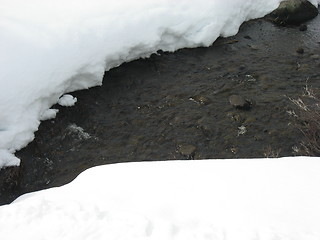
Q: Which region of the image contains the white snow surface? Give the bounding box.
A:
[0,0,293,168]
[0,157,320,240]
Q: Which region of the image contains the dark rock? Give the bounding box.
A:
[229,95,252,110]
[244,35,252,39]
[299,24,308,31]
[296,47,304,54]
[266,0,318,25]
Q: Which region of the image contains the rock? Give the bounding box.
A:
[296,47,304,54]
[189,95,211,105]
[227,112,243,122]
[178,144,196,158]
[239,65,246,71]
[229,95,252,110]
[266,0,318,25]
[299,24,308,31]
[248,44,259,50]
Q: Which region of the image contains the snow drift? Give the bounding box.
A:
[0,157,320,239]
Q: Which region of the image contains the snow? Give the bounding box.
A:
[311,0,320,5]
[0,0,297,168]
[58,94,77,107]
[1,1,320,238]
[0,157,320,239]
[0,150,20,168]
[40,109,59,121]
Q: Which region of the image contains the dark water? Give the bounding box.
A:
[1,17,320,205]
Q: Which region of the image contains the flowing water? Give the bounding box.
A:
[1,17,320,204]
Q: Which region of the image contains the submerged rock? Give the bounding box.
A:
[189,95,211,105]
[178,144,197,159]
[266,0,318,25]
[229,95,252,110]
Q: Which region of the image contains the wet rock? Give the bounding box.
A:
[299,24,308,31]
[227,112,244,122]
[266,0,318,25]
[296,47,304,54]
[229,95,252,110]
[178,144,196,158]
[189,95,211,105]
[244,74,256,82]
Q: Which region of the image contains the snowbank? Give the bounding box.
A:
[0,157,319,239]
